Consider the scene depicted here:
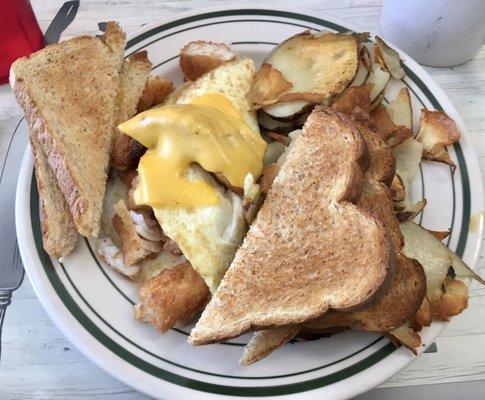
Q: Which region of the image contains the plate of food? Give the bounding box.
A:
[13,6,484,400]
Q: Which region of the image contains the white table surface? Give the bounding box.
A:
[0,1,484,399]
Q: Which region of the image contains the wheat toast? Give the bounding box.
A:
[189,107,395,345]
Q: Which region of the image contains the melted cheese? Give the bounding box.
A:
[118,93,266,209]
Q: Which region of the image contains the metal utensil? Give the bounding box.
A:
[0,0,79,361]
[43,1,79,45]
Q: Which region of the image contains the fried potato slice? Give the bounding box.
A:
[385,324,421,354]
[252,31,359,107]
[113,199,162,266]
[400,221,484,320]
[262,100,313,121]
[390,174,405,202]
[351,46,372,86]
[393,138,423,208]
[258,111,308,134]
[248,63,293,107]
[240,327,300,366]
[375,36,405,80]
[332,84,372,118]
[430,277,469,321]
[112,134,146,171]
[370,104,397,139]
[267,131,291,146]
[428,229,451,241]
[411,296,432,331]
[367,62,391,102]
[213,172,244,196]
[388,87,412,129]
[97,237,141,278]
[387,125,413,148]
[101,170,129,247]
[179,40,235,81]
[134,262,210,332]
[416,110,461,166]
[259,163,280,194]
[396,199,426,222]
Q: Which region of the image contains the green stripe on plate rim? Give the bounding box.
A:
[30,8,472,396]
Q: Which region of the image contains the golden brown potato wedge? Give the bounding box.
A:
[137,76,174,112]
[134,262,210,333]
[179,40,235,81]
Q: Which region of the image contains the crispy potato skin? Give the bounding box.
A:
[134,262,210,333]
[332,84,372,118]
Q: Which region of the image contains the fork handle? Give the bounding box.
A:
[0,289,12,362]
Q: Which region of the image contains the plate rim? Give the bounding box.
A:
[15,5,484,400]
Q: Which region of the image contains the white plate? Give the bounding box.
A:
[15,6,483,400]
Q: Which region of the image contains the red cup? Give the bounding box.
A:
[0,0,44,84]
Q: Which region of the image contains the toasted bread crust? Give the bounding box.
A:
[14,80,91,234]
[189,107,394,345]
[29,130,78,258]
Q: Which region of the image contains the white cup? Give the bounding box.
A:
[380,0,485,67]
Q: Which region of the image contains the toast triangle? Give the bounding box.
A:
[189,107,395,345]
[11,22,126,237]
